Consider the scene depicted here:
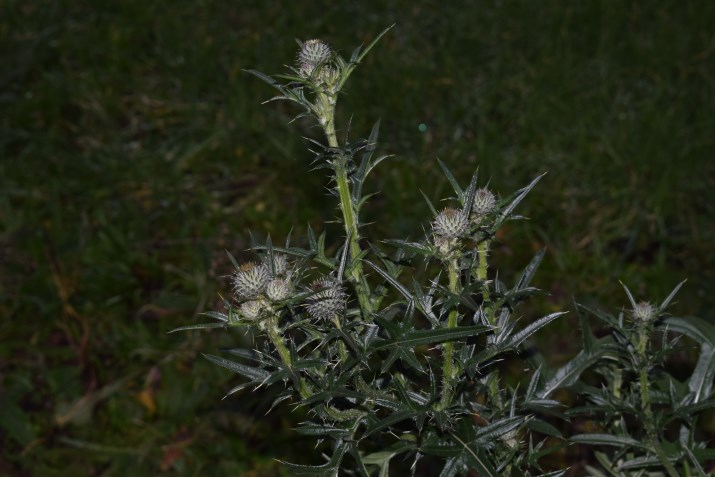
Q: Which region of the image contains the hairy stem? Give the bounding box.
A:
[637,324,679,477]
[319,93,373,318]
[266,316,312,400]
[477,240,493,325]
[476,240,501,406]
[440,257,461,409]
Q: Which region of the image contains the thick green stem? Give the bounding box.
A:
[440,258,461,409]
[319,94,373,318]
[266,317,312,400]
[637,325,679,477]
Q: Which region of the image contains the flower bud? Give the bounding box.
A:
[232,262,270,299]
[266,277,292,302]
[305,277,347,321]
[471,188,496,219]
[297,39,333,78]
[433,207,469,239]
[632,301,656,322]
[263,253,290,277]
[239,300,264,320]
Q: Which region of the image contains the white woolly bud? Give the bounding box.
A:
[297,39,333,77]
[471,188,496,217]
[239,300,263,320]
[305,277,347,321]
[232,262,270,299]
[266,277,291,302]
[433,207,469,238]
[633,301,656,322]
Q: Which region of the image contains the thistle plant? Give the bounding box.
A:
[569,283,715,476]
[172,27,715,476]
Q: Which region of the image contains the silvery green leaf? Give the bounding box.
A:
[660,279,687,310]
[371,326,491,351]
[495,173,546,226]
[538,348,608,398]
[513,248,546,292]
[203,354,269,381]
[660,316,715,346]
[504,312,567,349]
[687,343,715,402]
[437,158,464,200]
[570,433,650,450]
[167,322,227,333]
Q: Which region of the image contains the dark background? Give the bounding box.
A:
[2,1,714,475]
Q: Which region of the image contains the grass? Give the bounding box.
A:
[1,0,713,475]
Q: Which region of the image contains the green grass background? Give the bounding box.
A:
[2,0,714,475]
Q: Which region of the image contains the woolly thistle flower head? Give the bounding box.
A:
[471,188,497,217]
[263,253,290,277]
[232,261,270,299]
[632,301,657,322]
[239,300,264,320]
[433,207,469,239]
[305,277,347,321]
[297,39,333,77]
[266,277,292,302]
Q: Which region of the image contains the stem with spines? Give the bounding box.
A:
[318,91,373,318]
[440,257,461,409]
[636,322,679,477]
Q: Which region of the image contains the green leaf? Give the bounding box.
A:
[363,409,417,438]
[354,119,381,200]
[203,354,269,382]
[167,322,227,333]
[363,441,414,477]
[461,170,479,218]
[281,442,346,477]
[619,281,638,309]
[371,326,491,351]
[439,457,465,477]
[660,316,715,346]
[293,423,351,438]
[617,455,662,470]
[496,173,546,225]
[538,348,608,398]
[688,343,715,403]
[354,24,395,64]
[473,416,523,443]
[570,433,650,450]
[660,279,687,310]
[575,298,595,354]
[437,158,464,200]
[513,248,546,292]
[682,446,708,477]
[526,418,563,438]
[420,189,439,217]
[503,312,567,349]
[365,260,414,302]
[383,239,434,257]
[449,432,498,476]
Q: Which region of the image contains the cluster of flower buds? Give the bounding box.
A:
[431,187,497,259]
[232,254,294,321]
